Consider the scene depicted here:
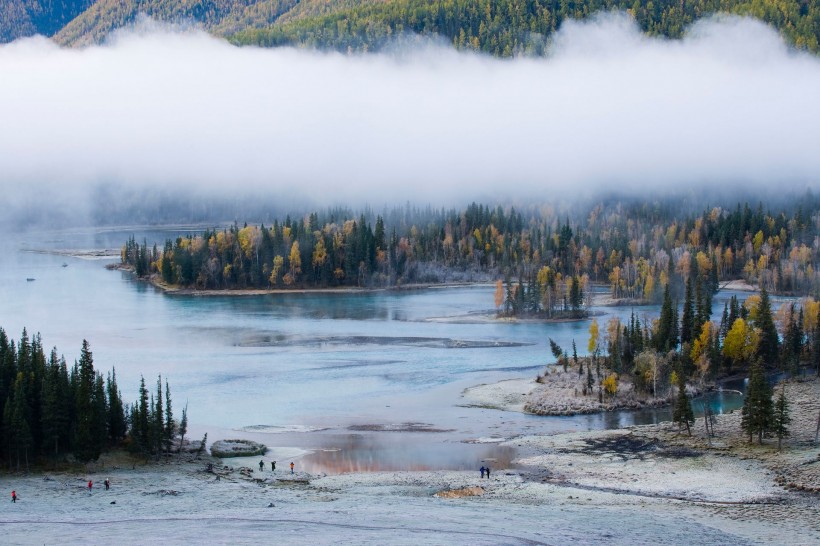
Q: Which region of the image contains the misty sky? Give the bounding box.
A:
[0,13,818,210]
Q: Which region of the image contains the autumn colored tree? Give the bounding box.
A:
[722,319,760,372]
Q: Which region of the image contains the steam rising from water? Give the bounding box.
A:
[0,13,818,216]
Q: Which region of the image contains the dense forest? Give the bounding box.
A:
[0,329,187,471]
[121,197,820,311]
[542,283,817,438]
[0,0,93,42]
[2,0,819,55]
[233,0,820,55]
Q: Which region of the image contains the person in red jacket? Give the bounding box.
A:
[11,490,16,503]
[88,480,93,492]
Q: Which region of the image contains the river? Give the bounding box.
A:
[0,226,768,473]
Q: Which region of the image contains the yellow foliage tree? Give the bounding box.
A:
[494,279,504,309]
[288,242,302,283]
[722,318,760,367]
[588,319,600,354]
[602,374,618,397]
[269,255,284,286]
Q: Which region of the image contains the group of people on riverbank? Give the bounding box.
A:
[258,460,296,474]
[479,466,491,479]
[11,477,111,503]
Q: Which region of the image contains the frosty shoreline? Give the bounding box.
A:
[3,378,817,545]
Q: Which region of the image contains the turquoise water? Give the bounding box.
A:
[1,226,757,472]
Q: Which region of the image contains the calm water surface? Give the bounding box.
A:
[0,227,761,473]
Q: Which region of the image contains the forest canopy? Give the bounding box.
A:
[2,0,819,55]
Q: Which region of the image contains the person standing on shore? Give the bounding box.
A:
[486,467,491,479]
[87,480,93,492]
[480,466,485,478]
[290,462,294,474]
[11,490,16,503]
[259,460,264,472]
[271,461,276,472]
[104,479,110,491]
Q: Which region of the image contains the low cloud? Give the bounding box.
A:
[0,13,818,217]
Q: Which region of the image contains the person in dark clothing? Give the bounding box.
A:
[259,460,264,471]
[480,466,485,478]
[271,461,276,471]
[486,467,491,479]
[104,479,110,491]
[11,490,16,503]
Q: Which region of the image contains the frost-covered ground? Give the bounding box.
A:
[3,432,818,545]
[0,463,775,545]
[4,380,818,545]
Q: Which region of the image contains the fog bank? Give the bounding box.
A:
[0,13,818,219]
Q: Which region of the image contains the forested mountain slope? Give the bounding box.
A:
[233,0,820,55]
[0,0,93,42]
[2,0,818,55]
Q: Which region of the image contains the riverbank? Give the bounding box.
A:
[4,380,817,544]
[462,366,677,416]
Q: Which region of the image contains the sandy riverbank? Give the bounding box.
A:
[3,378,817,544]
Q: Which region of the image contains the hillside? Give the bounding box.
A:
[0,0,93,42]
[2,0,819,55]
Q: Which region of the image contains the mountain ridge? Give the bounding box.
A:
[1,0,818,55]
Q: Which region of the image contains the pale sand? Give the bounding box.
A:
[3,379,818,544]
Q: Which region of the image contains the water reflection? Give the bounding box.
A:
[298,434,516,474]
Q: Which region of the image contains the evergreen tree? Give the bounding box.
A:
[754,288,779,367]
[164,379,174,453]
[72,340,102,463]
[654,285,675,353]
[772,386,791,451]
[107,369,127,445]
[178,402,188,453]
[680,277,694,345]
[572,340,578,368]
[741,362,774,444]
[672,372,694,436]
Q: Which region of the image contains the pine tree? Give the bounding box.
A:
[772,386,791,451]
[654,285,675,353]
[107,369,127,445]
[164,380,174,453]
[72,340,101,463]
[672,372,694,435]
[680,277,694,345]
[178,402,188,454]
[754,288,779,367]
[741,362,774,444]
[572,340,578,368]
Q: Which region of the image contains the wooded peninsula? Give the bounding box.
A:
[120,197,819,313]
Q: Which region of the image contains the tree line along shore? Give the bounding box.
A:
[119,199,817,318]
[0,329,194,472]
[499,284,818,441]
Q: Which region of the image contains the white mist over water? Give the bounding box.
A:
[0,13,818,214]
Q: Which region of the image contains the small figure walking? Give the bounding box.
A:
[259,460,265,472]
[485,467,491,479]
[104,479,110,491]
[290,462,294,474]
[87,480,93,492]
[11,490,17,503]
[271,461,276,472]
[480,466,486,479]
